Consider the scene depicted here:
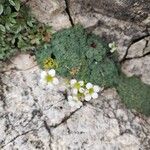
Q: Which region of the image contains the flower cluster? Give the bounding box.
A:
[40,69,101,108]
[68,79,101,108]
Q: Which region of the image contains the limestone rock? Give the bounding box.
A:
[126,39,147,58]
[0,54,150,149]
[122,36,150,85]
[27,0,71,31]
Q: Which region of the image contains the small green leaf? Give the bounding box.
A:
[94,55,102,61]
[9,0,15,6]
[14,0,20,11]
[86,50,94,58]
[5,22,13,30]
[11,37,16,44]
[0,24,6,32]
[11,12,18,18]
[0,4,3,15]
[27,21,33,27]
[9,17,16,24]
[4,6,11,15]
[16,25,22,33]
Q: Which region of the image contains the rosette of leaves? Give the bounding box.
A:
[36,25,150,116]
[36,25,120,87]
[0,0,52,60]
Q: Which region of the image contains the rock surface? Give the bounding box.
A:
[26,0,71,31]
[0,54,150,150]
[121,36,150,84]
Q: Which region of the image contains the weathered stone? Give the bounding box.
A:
[122,36,150,85]
[10,54,37,70]
[126,39,147,58]
[68,0,150,25]
[0,54,150,149]
[122,55,150,85]
[27,0,71,31]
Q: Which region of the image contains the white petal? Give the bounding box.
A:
[92,93,98,99]
[48,69,56,77]
[93,85,100,92]
[52,77,59,85]
[72,88,78,95]
[79,81,84,86]
[84,94,92,101]
[79,88,85,93]
[41,71,47,78]
[108,43,113,48]
[86,83,93,89]
[70,79,77,86]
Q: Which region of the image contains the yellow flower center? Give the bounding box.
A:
[74,83,81,89]
[45,75,53,83]
[89,88,94,94]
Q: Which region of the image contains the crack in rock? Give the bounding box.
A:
[64,0,74,26]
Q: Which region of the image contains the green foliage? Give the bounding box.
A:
[116,75,150,116]
[36,25,120,87]
[36,25,150,116]
[0,0,52,60]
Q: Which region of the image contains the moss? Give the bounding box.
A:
[36,25,150,116]
[116,75,150,116]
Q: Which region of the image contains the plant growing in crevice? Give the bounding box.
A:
[0,0,52,60]
[36,25,150,116]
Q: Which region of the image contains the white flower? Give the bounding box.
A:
[109,42,117,53]
[40,69,59,88]
[70,79,84,88]
[70,79,77,86]
[86,83,93,89]
[68,95,83,108]
[70,79,85,96]
[84,83,100,101]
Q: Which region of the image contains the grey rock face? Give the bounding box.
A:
[121,36,150,84]
[126,39,147,58]
[0,54,150,149]
[74,0,150,24]
[26,0,71,31]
